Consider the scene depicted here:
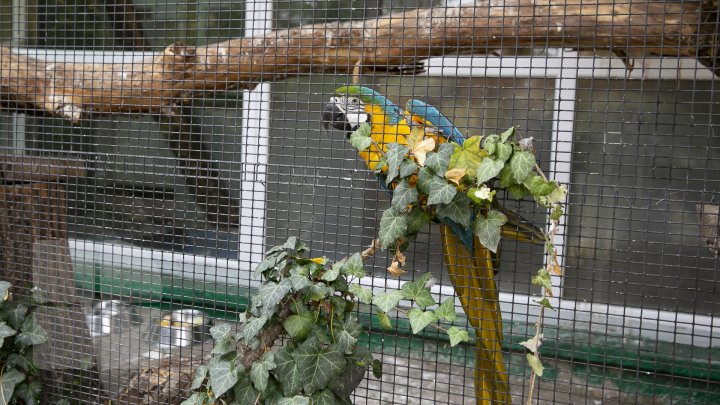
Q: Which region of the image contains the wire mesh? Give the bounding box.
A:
[0,0,718,404]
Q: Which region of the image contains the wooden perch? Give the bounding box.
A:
[1,0,718,121]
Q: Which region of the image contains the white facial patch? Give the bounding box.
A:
[332,96,369,129]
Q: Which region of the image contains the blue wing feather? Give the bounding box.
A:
[405,99,465,144]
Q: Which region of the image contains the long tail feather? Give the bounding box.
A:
[441,225,510,405]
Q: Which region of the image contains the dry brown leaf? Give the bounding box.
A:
[387,260,406,277]
[445,168,467,185]
[412,138,436,166]
[549,250,562,275]
[395,251,407,266]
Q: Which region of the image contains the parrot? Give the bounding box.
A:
[322,85,545,405]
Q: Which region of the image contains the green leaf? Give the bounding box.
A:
[289,274,311,291]
[436,193,472,229]
[340,253,365,278]
[348,284,372,305]
[305,283,333,302]
[447,326,470,347]
[254,279,293,316]
[425,143,454,174]
[406,207,432,235]
[207,356,238,398]
[510,150,536,183]
[0,281,10,301]
[532,268,553,292]
[16,314,48,346]
[278,396,311,405]
[448,136,486,175]
[349,123,372,151]
[519,333,543,355]
[507,184,531,200]
[292,336,346,394]
[0,322,16,347]
[475,157,505,184]
[273,347,303,397]
[241,314,269,342]
[399,159,418,178]
[333,314,362,354]
[321,263,341,282]
[0,367,25,405]
[434,298,458,323]
[495,142,513,163]
[250,351,276,392]
[536,297,555,309]
[482,134,499,155]
[539,185,568,205]
[407,308,437,334]
[500,126,515,142]
[415,166,435,195]
[180,392,206,405]
[526,353,544,377]
[190,365,208,390]
[284,313,316,341]
[210,323,233,343]
[525,175,556,197]
[401,280,435,309]
[473,210,508,253]
[391,180,418,209]
[372,359,383,379]
[234,372,259,404]
[211,338,236,356]
[550,205,564,221]
[498,166,516,188]
[425,176,457,206]
[14,381,43,405]
[372,290,403,313]
[5,304,27,330]
[254,251,288,279]
[378,206,408,249]
[384,143,409,186]
[310,389,340,405]
[376,310,393,330]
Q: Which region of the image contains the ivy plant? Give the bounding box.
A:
[0,281,49,405]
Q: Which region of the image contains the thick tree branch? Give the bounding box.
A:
[0,0,717,121]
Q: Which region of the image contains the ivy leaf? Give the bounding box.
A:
[349,123,372,151]
[447,326,470,347]
[0,367,25,404]
[234,372,260,404]
[525,175,556,197]
[289,274,311,291]
[409,134,436,166]
[305,283,333,302]
[482,134,500,155]
[448,136,486,176]
[532,269,553,295]
[519,333,544,355]
[207,356,238,398]
[391,180,419,210]
[401,280,435,309]
[0,281,10,301]
[425,142,454,174]
[473,210,508,253]
[444,168,467,185]
[254,278,293,316]
[536,297,555,309]
[210,323,233,343]
[500,126,515,142]
[399,159,418,178]
[292,336,346,394]
[333,314,362,354]
[539,184,568,205]
[321,263,341,282]
[407,308,437,334]
[436,193,472,229]
[250,351,276,392]
[348,284,372,305]
[310,389,340,405]
[425,176,457,206]
[14,380,42,405]
[278,396,311,405]
[475,157,505,184]
[495,142,513,163]
[254,251,288,279]
[372,290,404,313]
[507,184,531,200]
[180,392,206,405]
[376,310,393,330]
[16,314,48,346]
[0,322,17,347]
[498,166,516,188]
[340,253,365,278]
[406,207,432,235]
[273,347,303,397]
[5,304,27,330]
[526,353,544,377]
[211,338,236,356]
[510,150,536,183]
[241,314,269,342]
[372,359,383,379]
[384,143,409,186]
[190,365,208,390]
[378,206,408,249]
[284,312,316,341]
[434,298,458,323]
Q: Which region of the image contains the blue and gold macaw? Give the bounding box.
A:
[322,86,543,405]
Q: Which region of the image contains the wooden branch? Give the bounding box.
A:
[1,0,717,121]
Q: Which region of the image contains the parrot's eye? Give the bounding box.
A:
[347,97,360,105]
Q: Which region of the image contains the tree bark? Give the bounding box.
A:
[0,0,717,121]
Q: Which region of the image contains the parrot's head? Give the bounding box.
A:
[322,86,402,135]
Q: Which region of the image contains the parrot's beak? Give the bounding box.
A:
[322,103,353,133]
